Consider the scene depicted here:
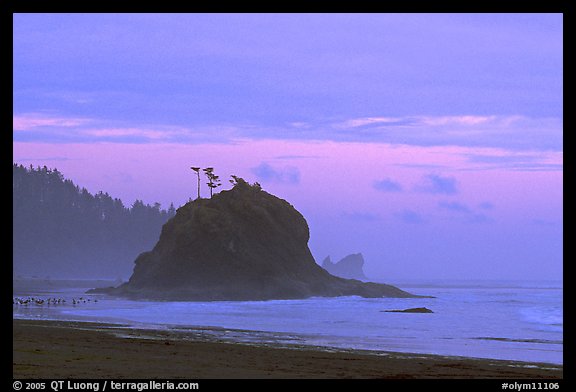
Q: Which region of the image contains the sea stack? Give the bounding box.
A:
[93,178,416,300]
[322,253,369,281]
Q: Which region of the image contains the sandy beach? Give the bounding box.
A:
[13,319,562,379]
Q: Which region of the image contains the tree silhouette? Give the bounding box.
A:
[203,167,221,198]
[190,166,201,199]
[229,175,240,186]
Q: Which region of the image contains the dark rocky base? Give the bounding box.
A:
[89,278,424,301]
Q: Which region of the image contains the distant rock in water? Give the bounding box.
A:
[92,178,418,301]
[382,307,434,313]
[322,253,368,281]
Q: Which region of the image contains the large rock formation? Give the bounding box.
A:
[322,253,368,281]
[93,179,417,300]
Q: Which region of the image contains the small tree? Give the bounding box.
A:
[190,166,201,199]
[229,175,240,186]
[203,167,221,198]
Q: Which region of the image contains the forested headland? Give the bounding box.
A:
[13,163,176,279]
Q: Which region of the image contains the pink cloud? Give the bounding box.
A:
[13,113,91,131]
[341,115,508,128]
[82,128,178,140]
[338,117,404,128]
[419,115,497,126]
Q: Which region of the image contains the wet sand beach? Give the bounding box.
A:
[13,319,562,379]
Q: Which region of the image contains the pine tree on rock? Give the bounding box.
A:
[190,167,201,199]
[203,167,221,198]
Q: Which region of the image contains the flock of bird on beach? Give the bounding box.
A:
[13,296,98,306]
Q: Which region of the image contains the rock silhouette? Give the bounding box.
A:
[93,179,417,300]
[382,307,434,313]
[322,253,368,281]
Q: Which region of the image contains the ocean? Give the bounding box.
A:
[12,279,563,365]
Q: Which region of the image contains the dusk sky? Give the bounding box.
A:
[13,13,563,281]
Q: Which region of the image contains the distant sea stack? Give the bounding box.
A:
[93,178,417,301]
[322,253,368,281]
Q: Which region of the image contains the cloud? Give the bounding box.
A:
[250,162,300,185]
[13,113,91,131]
[328,115,562,151]
[338,117,415,128]
[392,163,449,170]
[437,200,494,224]
[418,115,497,127]
[83,128,173,140]
[395,209,425,224]
[273,154,321,160]
[478,201,495,210]
[438,201,470,213]
[14,14,561,150]
[12,113,245,144]
[416,174,458,195]
[463,152,563,172]
[13,112,562,153]
[373,178,403,192]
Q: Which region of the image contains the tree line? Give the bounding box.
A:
[13,163,176,279]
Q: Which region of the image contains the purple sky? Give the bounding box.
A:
[13,13,563,281]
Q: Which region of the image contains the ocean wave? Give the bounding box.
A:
[519,307,563,327]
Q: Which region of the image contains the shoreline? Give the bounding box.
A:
[13,319,563,379]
